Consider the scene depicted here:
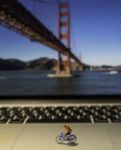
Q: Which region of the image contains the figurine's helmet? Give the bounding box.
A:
[64,125,67,128]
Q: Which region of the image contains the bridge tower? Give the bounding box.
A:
[57,2,71,75]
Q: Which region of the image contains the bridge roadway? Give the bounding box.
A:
[0,0,82,66]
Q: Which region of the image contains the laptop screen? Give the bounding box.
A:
[0,0,121,97]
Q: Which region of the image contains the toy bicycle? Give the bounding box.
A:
[56,132,77,144]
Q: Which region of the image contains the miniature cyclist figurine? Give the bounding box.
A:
[56,125,77,143]
[63,125,72,137]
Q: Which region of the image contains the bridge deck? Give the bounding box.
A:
[0,0,82,66]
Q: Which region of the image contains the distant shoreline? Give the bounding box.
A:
[0,57,121,72]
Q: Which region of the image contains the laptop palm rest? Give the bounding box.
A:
[12,124,115,150]
[0,125,24,150]
[108,125,121,150]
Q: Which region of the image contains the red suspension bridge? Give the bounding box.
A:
[0,0,84,77]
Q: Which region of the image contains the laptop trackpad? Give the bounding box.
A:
[0,125,23,150]
[12,124,113,150]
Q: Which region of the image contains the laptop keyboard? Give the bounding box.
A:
[0,105,121,124]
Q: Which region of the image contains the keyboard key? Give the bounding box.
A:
[9,116,24,123]
[0,116,8,123]
[93,115,108,123]
[110,114,121,122]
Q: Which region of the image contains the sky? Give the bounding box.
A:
[0,0,121,65]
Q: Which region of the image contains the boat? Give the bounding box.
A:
[108,70,119,74]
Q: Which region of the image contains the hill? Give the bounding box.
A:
[0,57,56,71]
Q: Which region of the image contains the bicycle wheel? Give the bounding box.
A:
[56,135,63,143]
[69,135,76,143]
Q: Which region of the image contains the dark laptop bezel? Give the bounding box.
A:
[0,95,121,103]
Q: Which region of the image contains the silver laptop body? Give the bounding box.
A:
[0,98,121,150]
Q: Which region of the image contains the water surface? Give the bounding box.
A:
[0,70,121,96]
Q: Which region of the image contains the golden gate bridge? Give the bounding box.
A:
[0,0,84,77]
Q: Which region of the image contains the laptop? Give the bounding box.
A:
[0,97,121,150]
[0,0,121,150]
